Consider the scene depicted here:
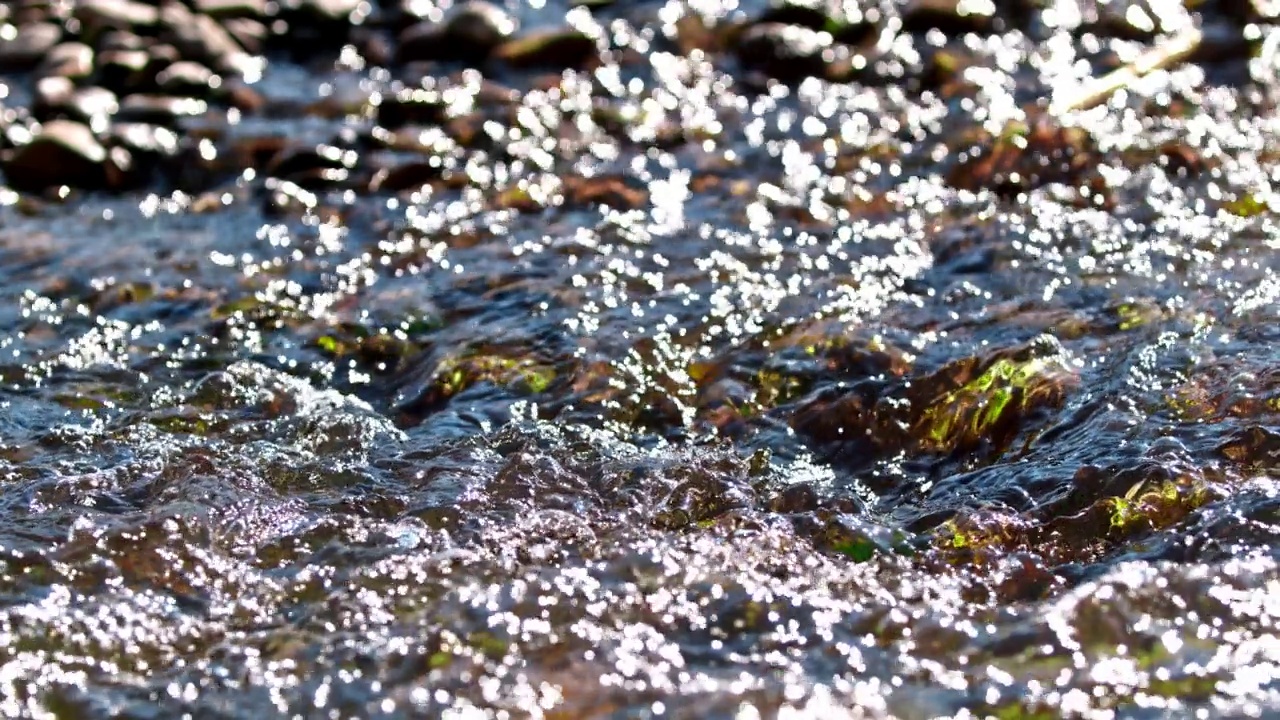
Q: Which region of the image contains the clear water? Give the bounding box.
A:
[0,1,1278,716]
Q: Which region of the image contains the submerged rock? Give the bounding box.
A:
[492,28,600,70]
[734,23,831,82]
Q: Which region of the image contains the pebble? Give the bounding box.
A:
[1,119,110,191]
[265,143,357,188]
[367,157,443,193]
[733,23,829,82]
[33,76,78,118]
[275,0,366,50]
[492,28,600,71]
[96,30,149,52]
[36,42,96,81]
[34,80,120,130]
[0,22,64,70]
[116,95,210,126]
[73,0,162,41]
[192,0,269,20]
[156,61,221,98]
[375,87,448,129]
[159,3,255,76]
[219,78,268,113]
[223,18,270,55]
[106,122,180,186]
[96,48,153,94]
[753,1,879,44]
[900,0,999,35]
[395,2,521,66]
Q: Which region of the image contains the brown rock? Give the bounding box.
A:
[73,0,161,42]
[493,28,599,71]
[264,143,356,188]
[396,1,518,65]
[220,78,267,113]
[367,157,442,193]
[0,22,63,70]
[106,122,180,185]
[156,61,220,97]
[564,174,648,210]
[35,42,95,81]
[32,76,77,118]
[2,119,111,191]
[159,2,255,76]
[900,0,998,35]
[116,94,209,126]
[96,30,149,51]
[191,0,268,20]
[733,23,828,82]
[374,86,447,129]
[96,48,153,93]
[223,17,269,54]
[34,79,119,128]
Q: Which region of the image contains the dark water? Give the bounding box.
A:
[1,0,1279,717]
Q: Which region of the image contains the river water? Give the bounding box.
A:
[1,0,1279,717]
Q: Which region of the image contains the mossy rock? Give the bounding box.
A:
[912,342,1077,455]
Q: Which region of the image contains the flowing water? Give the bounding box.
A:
[1,0,1279,717]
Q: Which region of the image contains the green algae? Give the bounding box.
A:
[432,352,556,398]
[917,354,1075,454]
[1105,478,1218,534]
[1223,193,1270,217]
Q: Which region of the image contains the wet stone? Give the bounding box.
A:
[73,0,162,42]
[95,29,149,51]
[754,0,881,44]
[900,0,1000,35]
[159,3,254,76]
[34,80,119,129]
[147,42,182,73]
[115,94,209,126]
[947,116,1098,197]
[224,134,292,172]
[222,17,269,55]
[374,87,448,129]
[107,121,180,158]
[1074,0,1193,40]
[273,0,367,49]
[0,119,110,191]
[35,42,95,81]
[191,0,269,20]
[264,143,357,188]
[218,77,267,113]
[156,61,220,97]
[395,1,519,65]
[32,76,77,117]
[366,157,443,193]
[105,121,179,185]
[296,0,364,23]
[0,22,63,70]
[492,27,600,71]
[95,48,153,93]
[563,174,649,210]
[733,23,830,82]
